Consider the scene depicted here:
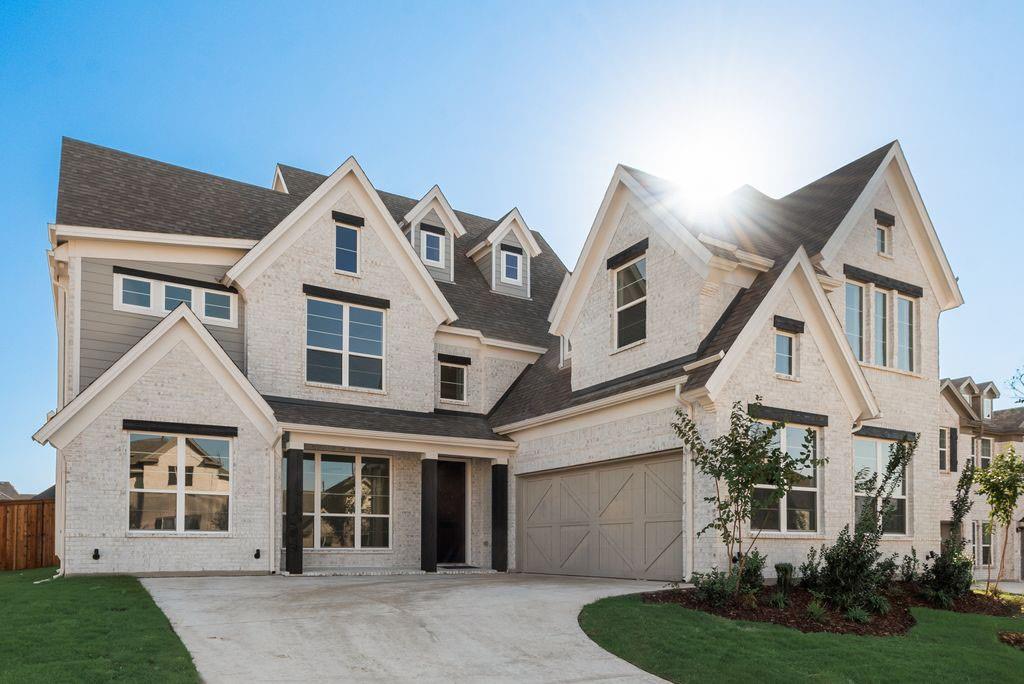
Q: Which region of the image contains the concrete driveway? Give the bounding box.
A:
[142,573,663,683]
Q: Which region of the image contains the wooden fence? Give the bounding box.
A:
[0,499,58,571]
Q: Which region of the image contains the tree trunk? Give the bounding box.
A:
[995,523,1010,593]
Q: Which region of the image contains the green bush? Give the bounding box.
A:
[875,554,899,585]
[920,464,976,603]
[900,548,921,583]
[846,606,871,624]
[806,599,827,622]
[866,593,891,615]
[799,547,822,588]
[774,563,794,593]
[690,570,738,606]
[738,549,766,591]
[767,591,788,609]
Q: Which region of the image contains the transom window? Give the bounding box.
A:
[614,257,647,349]
[114,273,237,327]
[774,333,795,376]
[844,282,864,361]
[751,425,819,532]
[128,433,230,533]
[305,298,385,390]
[500,250,522,284]
[874,291,888,367]
[335,225,359,274]
[281,453,390,549]
[896,296,914,372]
[439,363,466,402]
[854,437,907,535]
[422,231,444,267]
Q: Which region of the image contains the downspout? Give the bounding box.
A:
[675,382,697,581]
[268,429,285,574]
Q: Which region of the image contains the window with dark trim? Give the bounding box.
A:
[335,225,359,274]
[305,297,385,390]
[439,363,466,402]
[614,257,646,349]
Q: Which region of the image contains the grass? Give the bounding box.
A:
[0,567,198,683]
[579,593,1024,683]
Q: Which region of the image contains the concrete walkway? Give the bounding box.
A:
[142,572,664,683]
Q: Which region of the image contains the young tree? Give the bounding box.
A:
[974,445,1024,593]
[672,398,825,593]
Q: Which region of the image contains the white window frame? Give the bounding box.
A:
[983,396,993,420]
[751,423,820,534]
[980,437,992,469]
[335,224,361,276]
[845,282,864,362]
[938,427,950,473]
[500,250,522,285]
[439,362,467,404]
[421,231,445,268]
[876,223,892,257]
[774,332,796,377]
[873,289,889,367]
[302,452,393,551]
[853,437,908,536]
[113,273,238,328]
[895,295,915,372]
[614,255,647,351]
[973,520,993,567]
[304,296,387,393]
[127,432,232,536]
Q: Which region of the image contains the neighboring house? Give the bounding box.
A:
[0,481,28,501]
[32,137,1016,582]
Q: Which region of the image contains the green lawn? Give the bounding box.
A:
[579,594,1024,683]
[0,567,198,683]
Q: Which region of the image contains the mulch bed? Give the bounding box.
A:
[642,583,1021,637]
[998,632,1024,650]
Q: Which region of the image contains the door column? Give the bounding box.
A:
[284,446,303,575]
[491,461,509,572]
[421,452,438,573]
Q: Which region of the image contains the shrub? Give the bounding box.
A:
[900,548,921,583]
[806,599,827,622]
[690,570,738,607]
[866,593,891,615]
[876,554,899,585]
[767,591,788,609]
[919,463,976,602]
[846,606,871,624]
[799,547,822,589]
[774,562,794,593]
[738,549,766,591]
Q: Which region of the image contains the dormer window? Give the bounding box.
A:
[500,248,522,285]
[421,226,445,268]
[983,396,993,419]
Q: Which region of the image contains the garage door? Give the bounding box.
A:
[518,453,684,581]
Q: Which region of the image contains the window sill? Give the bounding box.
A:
[751,532,826,540]
[774,373,800,382]
[302,548,394,554]
[127,532,232,539]
[610,339,646,356]
[333,269,361,279]
[877,252,895,261]
[859,363,923,379]
[113,303,239,329]
[305,381,387,396]
[439,398,469,407]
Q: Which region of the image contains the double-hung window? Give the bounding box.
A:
[853,437,907,534]
[421,230,445,267]
[114,272,237,327]
[500,250,522,284]
[876,226,888,255]
[306,298,385,390]
[845,283,864,361]
[439,363,467,402]
[973,521,993,566]
[938,428,949,472]
[983,396,993,419]
[282,453,390,549]
[874,291,888,366]
[336,225,359,274]
[896,296,914,372]
[614,257,647,349]
[751,425,819,532]
[774,333,795,376]
[129,432,230,533]
[980,438,992,469]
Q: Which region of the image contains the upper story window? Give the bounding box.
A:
[874,291,888,367]
[979,437,992,469]
[983,396,993,419]
[854,437,907,535]
[614,257,646,350]
[421,230,445,268]
[335,225,359,274]
[875,209,895,257]
[128,432,231,533]
[500,249,522,285]
[938,428,949,472]
[774,333,795,376]
[114,271,237,327]
[439,363,466,402]
[305,297,385,390]
[896,296,914,372]
[844,282,864,361]
[752,424,819,532]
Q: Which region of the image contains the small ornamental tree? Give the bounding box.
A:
[673,398,825,594]
[974,445,1024,593]
[921,460,975,601]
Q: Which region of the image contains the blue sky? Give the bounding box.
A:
[1,1,1022,492]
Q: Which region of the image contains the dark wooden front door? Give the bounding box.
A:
[437,460,467,564]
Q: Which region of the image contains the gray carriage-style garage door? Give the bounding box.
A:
[517,452,685,581]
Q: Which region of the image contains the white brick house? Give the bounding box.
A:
[34,138,1021,581]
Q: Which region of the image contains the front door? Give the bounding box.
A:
[437,460,467,564]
